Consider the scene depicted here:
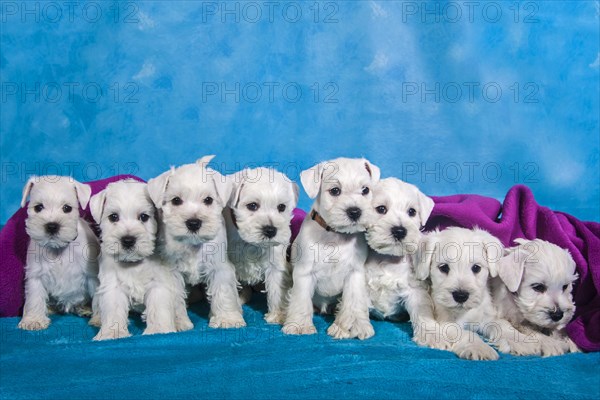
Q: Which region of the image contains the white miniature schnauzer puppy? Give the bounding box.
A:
[91,180,189,340]
[283,157,379,339]
[364,178,452,350]
[148,155,245,329]
[225,167,299,324]
[416,227,537,360]
[493,238,579,355]
[19,175,99,331]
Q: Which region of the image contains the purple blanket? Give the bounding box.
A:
[0,176,307,319]
[425,185,600,352]
[1,180,597,351]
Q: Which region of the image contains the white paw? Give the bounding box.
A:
[209,314,246,329]
[143,325,176,335]
[176,316,194,332]
[18,316,50,331]
[282,323,317,335]
[414,332,453,351]
[264,311,286,325]
[93,328,131,341]
[540,340,567,357]
[504,339,540,356]
[327,322,352,339]
[350,320,375,340]
[456,343,499,360]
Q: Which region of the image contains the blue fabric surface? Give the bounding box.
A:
[1,294,599,399]
[1,1,599,223]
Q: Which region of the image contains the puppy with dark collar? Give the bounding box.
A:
[283,158,380,339]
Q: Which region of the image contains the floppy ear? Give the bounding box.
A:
[20,176,37,208]
[415,234,436,280]
[73,181,92,209]
[89,189,107,224]
[364,159,381,183]
[300,162,323,199]
[474,229,504,278]
[417,191,435,228]
[497,243,531,292]
[291,182,300,206]
[211,170,232,206]
[227,172,244,208]
[147,169,172,208]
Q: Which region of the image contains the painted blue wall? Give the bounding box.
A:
[1,1,598,223]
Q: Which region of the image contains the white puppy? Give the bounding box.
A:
[364,178,452,350]
[225,167,299,324]
[18,175,99,331]
[148,155,245,329]
[493,238,579,355]
[416,227,536,360]
[283,158,379,339]
[91,180,189,340]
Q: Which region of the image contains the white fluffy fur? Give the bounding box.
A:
[91,180,190,340]
[493,238,579,356]
[225,167,299,324]
[416,227,538,360]
[283,158,379,339]
[19,176,99,331]
[364,178,451,350]
[148,155,245,329]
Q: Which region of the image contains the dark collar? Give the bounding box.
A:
[230,207,239,229]
[310,210,337,233]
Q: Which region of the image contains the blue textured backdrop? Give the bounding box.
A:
[1,1,599,223]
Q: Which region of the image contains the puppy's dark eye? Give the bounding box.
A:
[33,204,44,213]
[62,205,73,214]
[277,204,286,212]
[362,187,370,195]
[329,187,341,196]
[562,284,569,292]
[171,197,183,206]
[247,202,259,211]
[408,208,417,217]
[108,213,119,223]
[531,283,547,293]
[375,205,387,215]
[139,213,150,222]
[204,197,213,206]
[438,263,450,274]
[472,264,481,274]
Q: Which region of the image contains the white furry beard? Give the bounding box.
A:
[365,219,421,257]
[26,212,79,249]
[315,194,372,234]
[159,206,223,245]
[230,210,292,246]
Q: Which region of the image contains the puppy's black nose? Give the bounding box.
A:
[452,290,470,304]
[346,207,362,222]
[391,226,407,241]
[121,235,136,249]
[262,225,278,239]
[45,222,60,235]
[186,218,202,232]
[548,309,564,322]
